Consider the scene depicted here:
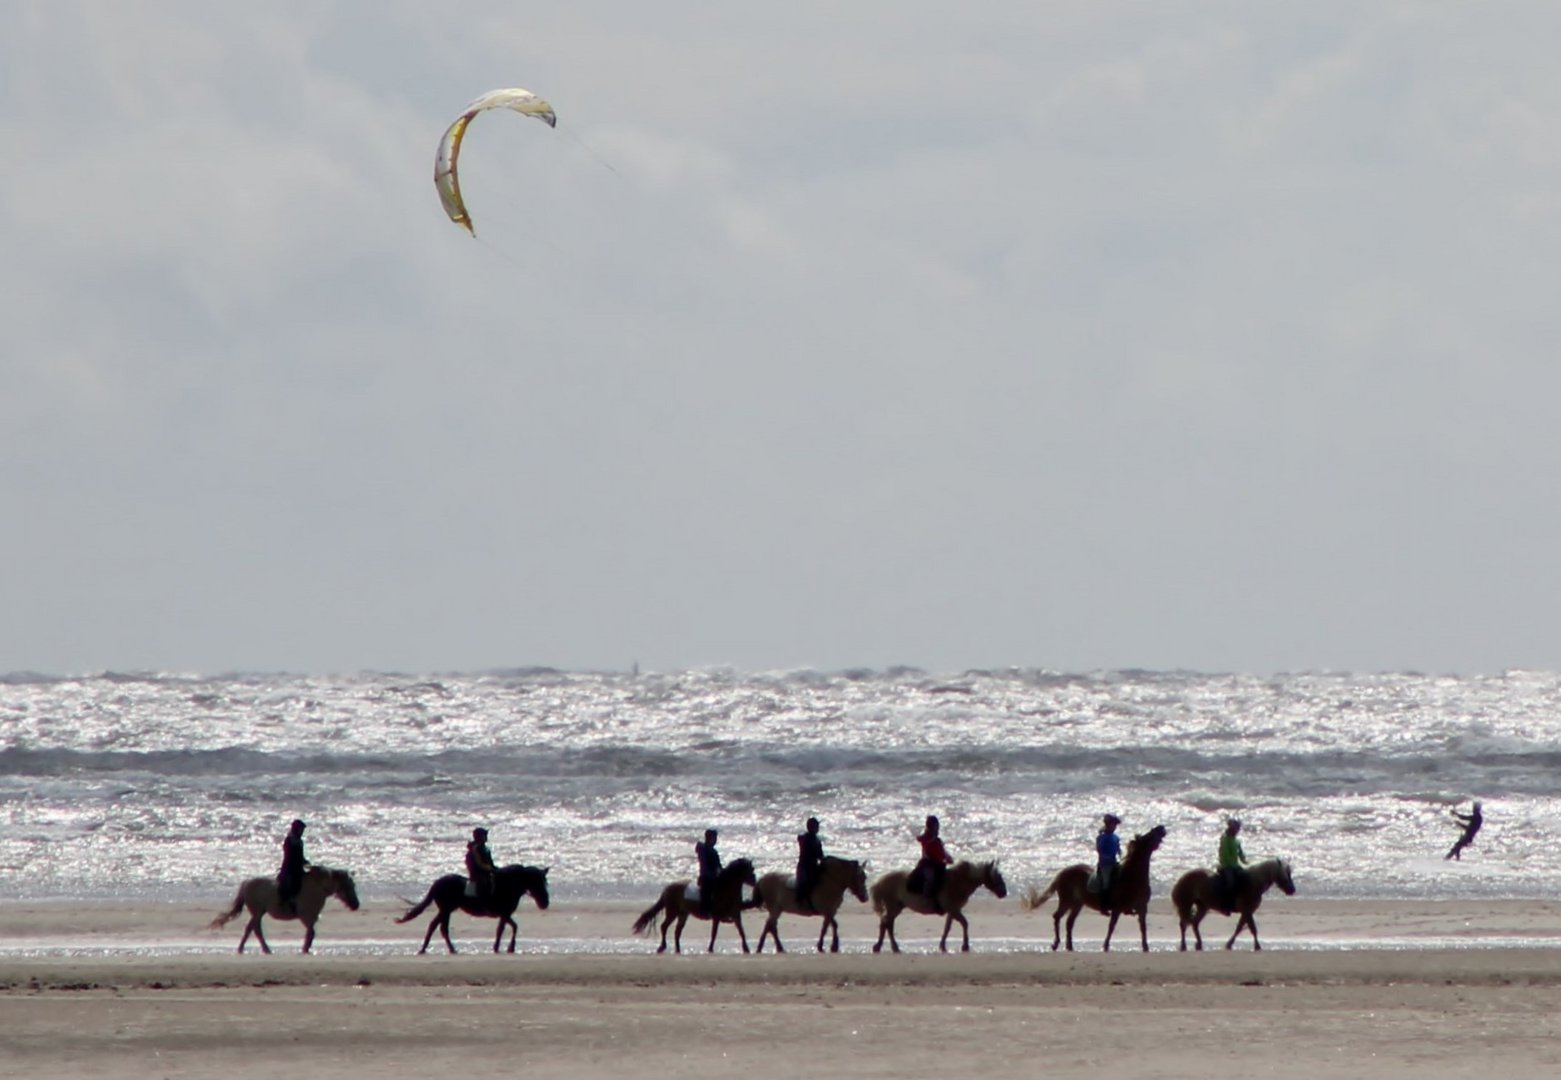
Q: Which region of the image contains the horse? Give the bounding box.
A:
[752,855,869,953]
[209,864,361,954]
[1021,824,1168,952]
[868,859,1008,953]
[631,858,758,954]
[1171,857,1295,951]
[395,863,551,954]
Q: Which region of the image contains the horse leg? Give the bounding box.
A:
[419,913,440,954]
[1225,913,1248,950]
[492,918,504,954]
[733,913,750,954]
[505,916,519,953]
[707,915,720,953]
[237,913,257,954]
[1102,910,1121,952]
[817,916,829,953]
[1063,905,1080,952]
[768,914,786,954]
[302,919,316,954]
[947,912,971,952]
[829,917,841,954]
[1137,909,1149,952]
[250,914,272,955]
[439,911,457,954]
[1190,905,1206,951]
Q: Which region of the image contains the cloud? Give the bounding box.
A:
[4,2,1561,674]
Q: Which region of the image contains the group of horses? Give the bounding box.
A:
[208,825,1295,956]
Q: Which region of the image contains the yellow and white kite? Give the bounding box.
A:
[435,88,557,236]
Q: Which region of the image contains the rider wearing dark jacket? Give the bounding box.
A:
[695,829,722,915]
[466,827,496,903]
[278,818,309,912]
[795,817,825,910]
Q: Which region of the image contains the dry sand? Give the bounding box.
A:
[3,896,1560,1078]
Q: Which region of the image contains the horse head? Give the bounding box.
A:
[983,860,1008,899]
[1127,825,1168,862]
[1275,859,1296,896]
[721,857,757,889]
[529,865,552,909]
[330,868,362,911]
[849,860,869,903]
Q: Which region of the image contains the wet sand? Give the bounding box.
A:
[3,897,1560,1078]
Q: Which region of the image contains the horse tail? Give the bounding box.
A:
[1019,878,1058,912]
[395,885,438,924]
[208,886,246,930]
[631,896,666,936]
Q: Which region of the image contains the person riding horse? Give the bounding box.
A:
[1094,814,1121,906]
[466,827,497,905]
[277,818,310,915]
[1215,817,1249,913]
[909,814,953,913]
[795,817,825,911]
[696,828,722,916]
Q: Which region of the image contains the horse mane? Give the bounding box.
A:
[719,857,754,881]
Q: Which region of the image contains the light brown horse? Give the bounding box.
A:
[631,857,758,954]
[869,859,1007,953]
[209,864,361,954]
[753,855,869,953]
[1022,824,1167,952]
[1171,857,1295,951]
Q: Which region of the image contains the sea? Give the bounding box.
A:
[3,666,1556,917]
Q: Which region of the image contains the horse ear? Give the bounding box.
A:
[540,866,550,876]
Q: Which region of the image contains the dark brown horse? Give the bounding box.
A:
[395,864,551,954]
[868,859,1007,953]
[1171,857,1295,951]
[208,865,361,954]
[753,855,869,953]
[631,858,758,954]
[1022,824,1167,952]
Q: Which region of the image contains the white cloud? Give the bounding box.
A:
[4,2,1561,675]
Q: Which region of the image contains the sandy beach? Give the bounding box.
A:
[3,896,1560,1078]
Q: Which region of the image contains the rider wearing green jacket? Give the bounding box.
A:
[1216,818,1248,913]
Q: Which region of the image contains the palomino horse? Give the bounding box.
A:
[1022,824,1168,952]
[631,858,759,954]
[396,863,551,954]
[209,864,361,954]
[753,855,869,953]
[1171,857,1295,951]
[869,859,1008,953]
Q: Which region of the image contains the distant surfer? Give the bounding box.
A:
[1445,801,1483,860]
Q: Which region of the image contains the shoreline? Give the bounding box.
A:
[5,898,1561,1078]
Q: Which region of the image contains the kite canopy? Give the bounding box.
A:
[435,88,557,236]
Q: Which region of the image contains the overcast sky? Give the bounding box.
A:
[4,2,1561,677]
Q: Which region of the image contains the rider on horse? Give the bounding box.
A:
[1216,817,1249,913]
[277,818,310,915]
[911,814,953,913]
[696,828,722,916]
[1094,814,1121,905]
[795,817,825,911]
[466,827,497,904]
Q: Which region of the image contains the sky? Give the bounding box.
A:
[4,2,1561,677]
